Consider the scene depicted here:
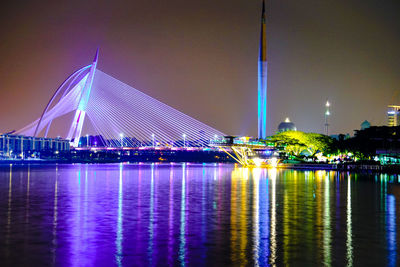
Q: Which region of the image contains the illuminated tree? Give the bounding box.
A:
[304,133,332,156]
[271,131,332,157]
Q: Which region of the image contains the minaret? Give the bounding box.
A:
[258,0,267,139]
[324,100,330,135]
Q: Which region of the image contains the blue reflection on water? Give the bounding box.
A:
[179,163,186,267]
[258,169,270,266]
[387,194,397,267]
[148,164,155,265]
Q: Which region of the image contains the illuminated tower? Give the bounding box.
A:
[324,100,330,135]
[258,0,268,139]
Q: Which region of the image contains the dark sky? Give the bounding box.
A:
[0,0,399,137]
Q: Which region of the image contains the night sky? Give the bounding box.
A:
[0,0,399,137]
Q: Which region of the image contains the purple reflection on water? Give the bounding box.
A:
[1,164,400,266]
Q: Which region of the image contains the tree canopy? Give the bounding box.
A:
[270,131,333,157]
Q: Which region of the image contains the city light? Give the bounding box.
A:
[120,133,124,147]
[253,157,264,167]
[269,157,279,168]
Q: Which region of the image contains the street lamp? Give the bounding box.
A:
[183,134,187,148]
[119,133,124,148]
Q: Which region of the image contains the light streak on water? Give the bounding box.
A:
[26,166,30,224]
[168,166,174,266]
[230,168,238,263]
[252,168,260,266]
[387,194,397,267]
[148,164,155,265]
[240,168,249,266]
[346,177,353,267]
[201,165,206,263]
[179,163,186,267]
[6,164,12,257]
[52,166,58,265]
[270,168,277,266]
[323,173,331,266]
[115,163,123,266]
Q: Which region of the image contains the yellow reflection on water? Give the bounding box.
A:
[269,168,277,266]
[316,171,323,263]
[323,172,331,266]
[240,168,249,265]
[230,167,238,264]
[282,170,301,265]
[230,167,249,266]
[252,168,261,266]
[283,181,289,265]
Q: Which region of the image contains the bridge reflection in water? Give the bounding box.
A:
[0,164,398,266]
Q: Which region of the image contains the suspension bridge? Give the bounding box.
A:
[16,49,225,148]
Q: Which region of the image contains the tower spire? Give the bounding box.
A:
[262,0,266,23]
[67,49,99,147]
[258,0,268,139]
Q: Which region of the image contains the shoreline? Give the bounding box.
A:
[0,160,399,173]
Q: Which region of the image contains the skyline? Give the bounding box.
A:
[0,0,400,137]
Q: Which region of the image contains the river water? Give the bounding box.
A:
[0,163,398,266]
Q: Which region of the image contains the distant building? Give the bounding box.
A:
[387,105,400,126]
[361,120,371,130]
[278,118,297,132]
[0,134,70,158]
[330,134,350,141]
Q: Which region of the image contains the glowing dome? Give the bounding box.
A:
[278,118,297,132]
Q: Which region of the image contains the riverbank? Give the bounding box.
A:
[280,163,400,173]
[1,159,400,173]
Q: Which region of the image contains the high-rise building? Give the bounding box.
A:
[387,105,400,126]
[258,0,267,139]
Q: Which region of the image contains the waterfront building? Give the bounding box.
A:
[387,105,400,126]
[361,120,371,130]
[277,118,297,132]
[0,134,70,158]
[330,133,350,141]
